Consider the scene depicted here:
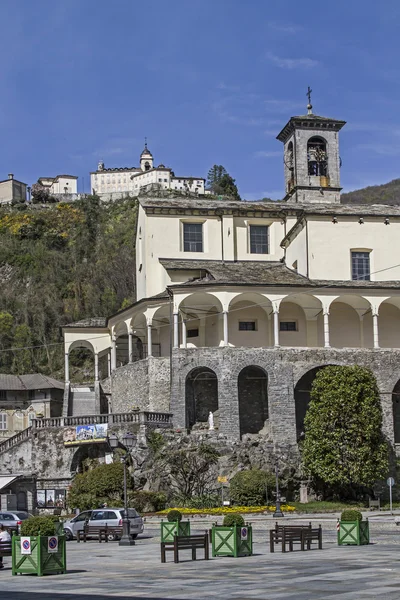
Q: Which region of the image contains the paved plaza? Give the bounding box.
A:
[1,516,400,599]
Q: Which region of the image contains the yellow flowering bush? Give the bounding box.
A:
[157,504,296,516]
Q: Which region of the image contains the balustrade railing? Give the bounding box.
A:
[0,411,173,454]
[0,427,32,454]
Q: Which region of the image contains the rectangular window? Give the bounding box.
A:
[280,321,297,332]
[250,225,268,254]
[351,251,370,281]
[187,328,199,338]
[183,223,203,252]
[28,390,35,400]
[239,321,256,331]
[0,391,5,401]
[0,414,7,431]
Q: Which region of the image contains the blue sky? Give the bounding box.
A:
[2,0,400,199]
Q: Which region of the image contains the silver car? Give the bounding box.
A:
[63,508,144,541]
[0,511,31,534]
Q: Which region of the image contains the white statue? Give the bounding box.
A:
[208,411,214,430]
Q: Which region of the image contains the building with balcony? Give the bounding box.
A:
[64,101,400,451]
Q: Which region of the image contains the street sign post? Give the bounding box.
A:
[387,477,395,514]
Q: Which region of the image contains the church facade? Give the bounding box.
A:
[64,103,400,452]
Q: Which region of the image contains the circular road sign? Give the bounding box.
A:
[387,477,395,487]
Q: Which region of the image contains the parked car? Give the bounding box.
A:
[63,508,144,541]
[0,511,31,533]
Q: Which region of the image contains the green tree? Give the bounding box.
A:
[161,443,219,500]
[302,366,389,499]
[230,469,275,506]
[12,324,34,374]
[67,462,131,510]
[207,165,241,200]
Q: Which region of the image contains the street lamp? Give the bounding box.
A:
[267,444,284,518]
[273,461,284,518]
[107,432,137,546]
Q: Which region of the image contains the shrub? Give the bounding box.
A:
[20,516,58,537]
[230,469,275,506]
[167,509,182,522]
[341,509,363,522]
[131,491,167,513]
[222,513,245,527]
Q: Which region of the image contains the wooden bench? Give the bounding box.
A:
[77,524,123,543]
[0,539,12,558]
[270,522,322,552]
[161,533,209,564]
[369,498,381,511]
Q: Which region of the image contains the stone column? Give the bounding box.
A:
[273,309,280,347]
[323,311,330,348]
[107,351,111,377]
[94,353,99,382]
[373,313,380,349]
[128,329,133,363]
[223,311,229,346]
[147,323,153,357]
[173,313,179,348]
[64,353,69,383]
[111,335,117,371]
[182,319,187,348]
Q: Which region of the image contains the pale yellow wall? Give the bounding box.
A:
[279,302,308,347]
[329,302,361,348]
[233,217,284,261]
[228,302,270,347]
[51,177,77,194]
[307,217,400,281]
[64,329,111,354]
[139,213,222,299]
[379,303,400,348]
[285,218,308,277]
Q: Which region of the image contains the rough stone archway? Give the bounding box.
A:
[185,367,218,430]
[294,366,332,442]
[238,366,268,437]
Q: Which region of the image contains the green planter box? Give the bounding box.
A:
[160,520,190,543]
[337,519,370,546]
[212,524,253,557]
[12,535,67,576]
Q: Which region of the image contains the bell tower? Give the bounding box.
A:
[276,88,346,204]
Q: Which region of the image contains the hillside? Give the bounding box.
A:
[341,178,400,205]
[0,196,138,379]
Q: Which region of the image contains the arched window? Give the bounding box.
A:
[144,162,151,171]
[307,136,327,176]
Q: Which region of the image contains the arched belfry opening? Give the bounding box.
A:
[185,367,218,430]
[294,366,331,442]
[392,380,400,443]
[307,136,327,176]
[238,366,268,437]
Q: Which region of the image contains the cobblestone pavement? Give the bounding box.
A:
[2,516,400,599]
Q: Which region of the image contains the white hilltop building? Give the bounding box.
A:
[37,175,78,195]
[90,142,206,197]
[63,96,400,452]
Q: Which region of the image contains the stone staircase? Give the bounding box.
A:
[0,427,32,455]
[70,387,96,416]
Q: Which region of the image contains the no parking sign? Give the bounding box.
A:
[241,527,248,540]
[48,536,58,553]
[21,537,31,555]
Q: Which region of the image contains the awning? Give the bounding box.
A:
[0,476,19,491]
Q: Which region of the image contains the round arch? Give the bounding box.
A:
[392,380,400,443]
[185,367,218,430]
[379,299,400,348]
[329,295,372,348]
[294,365,332,442]
[179,293,224,348]
[70,444,107,475]
[238,365,268,437]
[229,292,272,348]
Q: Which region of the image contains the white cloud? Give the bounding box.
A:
[266,52,319,69]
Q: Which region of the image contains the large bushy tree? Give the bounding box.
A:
[302,365,389,498]
[207,164,241,200]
